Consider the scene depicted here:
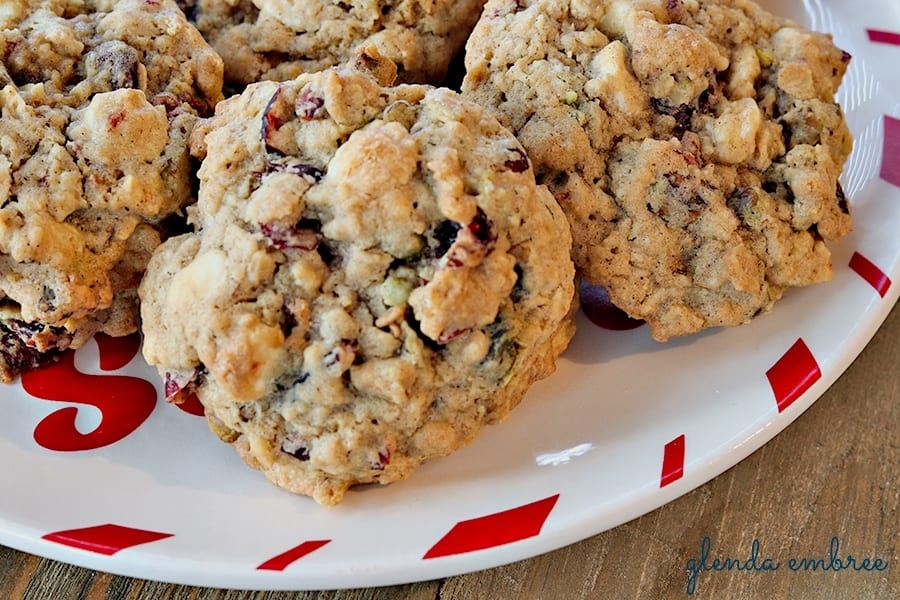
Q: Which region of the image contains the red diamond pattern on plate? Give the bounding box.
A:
[257,540,331,571]
[660,434,686,488]
[849,252,892,297]
[766,339,822,413]
[866,29,900,45]
[881,115,900,188]
[42,524,173,556]
[423,495,559,559]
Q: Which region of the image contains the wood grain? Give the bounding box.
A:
[2,302,897,600]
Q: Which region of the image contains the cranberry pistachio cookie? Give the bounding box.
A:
[139,56,576,505]
[0,0,224,380]
[463,0,853,341]
[177,0,486,89]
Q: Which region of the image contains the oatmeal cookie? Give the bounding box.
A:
[177,0,486,88]
[462,0,853,341]
[139,54,575,505]
[0,0,224,380]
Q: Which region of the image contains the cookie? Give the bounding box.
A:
[178,0,486,88]
[0,0,224,380]
[139,53,575,505]
[462,0,853,341]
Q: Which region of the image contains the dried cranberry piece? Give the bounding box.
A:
[164,366,206,404]
[265,159,324,183]
[7,319,45,340]
[163,374,180,399]
[503,148,530,173]
[0,320,64,381]
[150,92,190,118]
[263,87,287,132]
[0,343,45,380]
[436,327,471,345]
[372,447,391,471]
[261,86,295,154]
[5,319,73,352]
[261,221,321,250]
[468,208,496,247]
[296,88,326,120]
[323,339,358,370]
[440,209,498,268]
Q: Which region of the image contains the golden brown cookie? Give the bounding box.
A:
[463,0,852,340]
[139,56,575,505]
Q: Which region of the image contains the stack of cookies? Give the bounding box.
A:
[0,0,853,504]
[0,0,223,381]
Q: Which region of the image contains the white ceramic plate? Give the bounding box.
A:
[1,0,898,591]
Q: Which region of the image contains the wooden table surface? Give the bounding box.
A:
[1,301,897,600]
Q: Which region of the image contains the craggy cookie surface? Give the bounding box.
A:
[139,62,575,505]
[463,0,853,340]
[179,0,486,88]
[0,0,223,380]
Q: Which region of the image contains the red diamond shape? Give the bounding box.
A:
[766,338,821,413]
[42,524,173,555]
[660,434,686,488]
[256,540,331,571]
[867,29,900,46]
[849,252,892,297]
[423,494,559,559]
[882,115,900,188]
